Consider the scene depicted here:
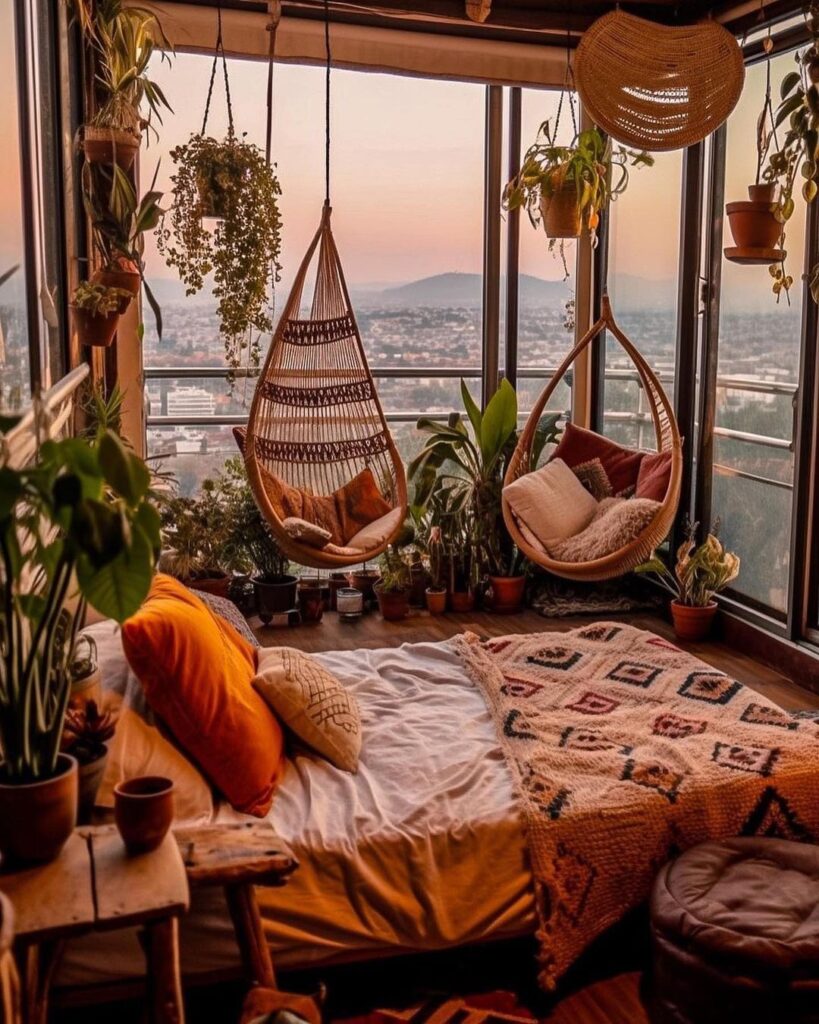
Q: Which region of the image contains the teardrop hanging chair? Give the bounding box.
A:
[503,295,682,582]
[242,0,407,570]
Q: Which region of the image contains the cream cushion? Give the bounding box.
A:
[550,496,661,563]
[503,458,598,554]
[345,506,404,552]
[282,516,332,549]
[254,647,362,773]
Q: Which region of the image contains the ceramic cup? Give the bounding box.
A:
[114,776,174,854]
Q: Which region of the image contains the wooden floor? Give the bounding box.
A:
[57,605,817,1024]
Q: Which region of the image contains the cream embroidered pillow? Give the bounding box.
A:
[253,647,361,773]
[503,457,598,553]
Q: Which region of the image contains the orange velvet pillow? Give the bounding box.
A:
[121,574,286,817]
[335,468,392,544]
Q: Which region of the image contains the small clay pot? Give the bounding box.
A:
[747,183,775,203]
[253,574,298,623]
[348,569,380,604]
[425,587,447,615]
[93,262,140,314]
[187,573,231,600]
[82,126,140,170]
[449,590,475,613]
[670,600,718,642]
[0,754,78,866]
[72,305,120,348]
[374,583,410,621]
[725,199,781,250]
[487,575,526,614]
[114,776,174,854]
[541,183,581,239]
[298,584,324,623]
[328,572,349,611]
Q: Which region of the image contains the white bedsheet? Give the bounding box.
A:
[56,639,535,989]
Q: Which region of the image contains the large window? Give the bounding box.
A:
[143,55,485,490]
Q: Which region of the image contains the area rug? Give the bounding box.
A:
[454,624,819,991]
[336,992,536,1024]
[529,575,662,618]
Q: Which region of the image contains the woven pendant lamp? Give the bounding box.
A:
[574,10,744,151]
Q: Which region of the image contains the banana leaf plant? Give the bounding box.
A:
[0,424,160,783]
[408,379,561,579]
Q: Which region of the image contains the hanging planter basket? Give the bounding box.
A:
[540,183,581,239]
[574,10,744,151]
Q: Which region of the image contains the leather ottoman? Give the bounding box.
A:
[649,837,819,1024]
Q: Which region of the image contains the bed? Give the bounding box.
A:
[55,630,536,989]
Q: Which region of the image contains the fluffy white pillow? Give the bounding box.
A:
[503,458,598,553]
[254,647,362,773]
[550,497,661,563]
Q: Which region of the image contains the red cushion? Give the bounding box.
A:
[636,450,672,501]
[551,422,644,497]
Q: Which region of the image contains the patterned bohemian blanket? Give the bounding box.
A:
[454,624,819,991]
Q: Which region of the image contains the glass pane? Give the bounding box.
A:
[143,54,485,479]
[0,4,31,416]
[711,51,806,615]
[602,149,682,448]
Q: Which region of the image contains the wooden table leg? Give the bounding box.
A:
[224,884,276,989]
[140,917,185,1024]
[15,940,62,1024]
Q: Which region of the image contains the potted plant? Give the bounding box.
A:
[69,634,102,708]
[503,122,652,276]
[70,281,131,348]
[61,700,117,824]
[156,131,283,377]
[374,548,412,621]
[74,0,172,169]
[349,565,381,606]
[764,6,819,303]
[424,525,448,614]
[635,522,740,641]
[298,574,325,624]
[0,424,159,864]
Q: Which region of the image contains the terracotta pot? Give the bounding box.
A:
[725,199,781,250]
[449,590,475,613]
[374,583,410,621]
[93,263,140,314]
[0,754,78,866]
[328,573,349,611]
[187,573,231,599]
[298,584,324,623]
[77,747,109,825]
[348,569,380,604]
[541,183,581,239]
[487,575,526,614]
[425,587,447,615]
[670,600,718,641]
[72,305,120,348]
[253,574,298,623]
[747,183,776,203]
[409,564,429,607]
[115,776,174,854]
[82,126,140,170]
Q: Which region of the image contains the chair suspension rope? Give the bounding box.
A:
[324,0,332,205]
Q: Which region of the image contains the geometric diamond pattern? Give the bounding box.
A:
[678,671,742,705]
[741,786,815,842]
[712,741,779,777]
[500,676,544,699]
[559,725,632,755]
[621,757,684,803]
[520,761,570,820]
[605,660,661,688]
[652,712,708,739]
[740,702,798,731]
[565,691,621,716]
[553,842,597,925]
[527,646,583,671]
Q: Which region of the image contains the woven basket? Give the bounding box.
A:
[541,184,581,239]
[574,10,744,152]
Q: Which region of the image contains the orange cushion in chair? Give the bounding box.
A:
[335,468,392,544]
[121,574,286,817]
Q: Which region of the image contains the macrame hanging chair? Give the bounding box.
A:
[574,9,745,152]
[503,296,682,582]
[243,0,407,570]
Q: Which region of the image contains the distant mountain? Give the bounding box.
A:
[607,274,677,312]
[357,271,569,309]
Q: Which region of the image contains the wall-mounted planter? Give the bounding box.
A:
[71,305,120,348]
[82,126,140,170]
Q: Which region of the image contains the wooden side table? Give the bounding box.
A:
[0,826,189,1024]
[174,822,321,1023]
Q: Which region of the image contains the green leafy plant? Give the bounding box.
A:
[426,525,447,591]
[71,281,130,317]
[156,131,283,376]
[765,4,819,303]
[223,461,290,580]
[377,547,411,593]
[635,521,740,607]
[409,380,561,580]
[62,699,117,765]
[503,122,652,273]
[0,424,160,783]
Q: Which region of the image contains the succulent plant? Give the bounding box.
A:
[62,700,118,765]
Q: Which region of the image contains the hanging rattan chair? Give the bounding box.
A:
[243,204,408,569]
[503,296,682,581]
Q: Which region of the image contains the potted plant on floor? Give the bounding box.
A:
[374,548,412,621]
[156,130,283,378]
[348,564,381,607]
[0,424,159,864]
[61,700,117,824]
[69,634,102,708]
[70,281,131,348]
[424,525,448,615]
[503,122,652,277]
[635,522,740,641]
